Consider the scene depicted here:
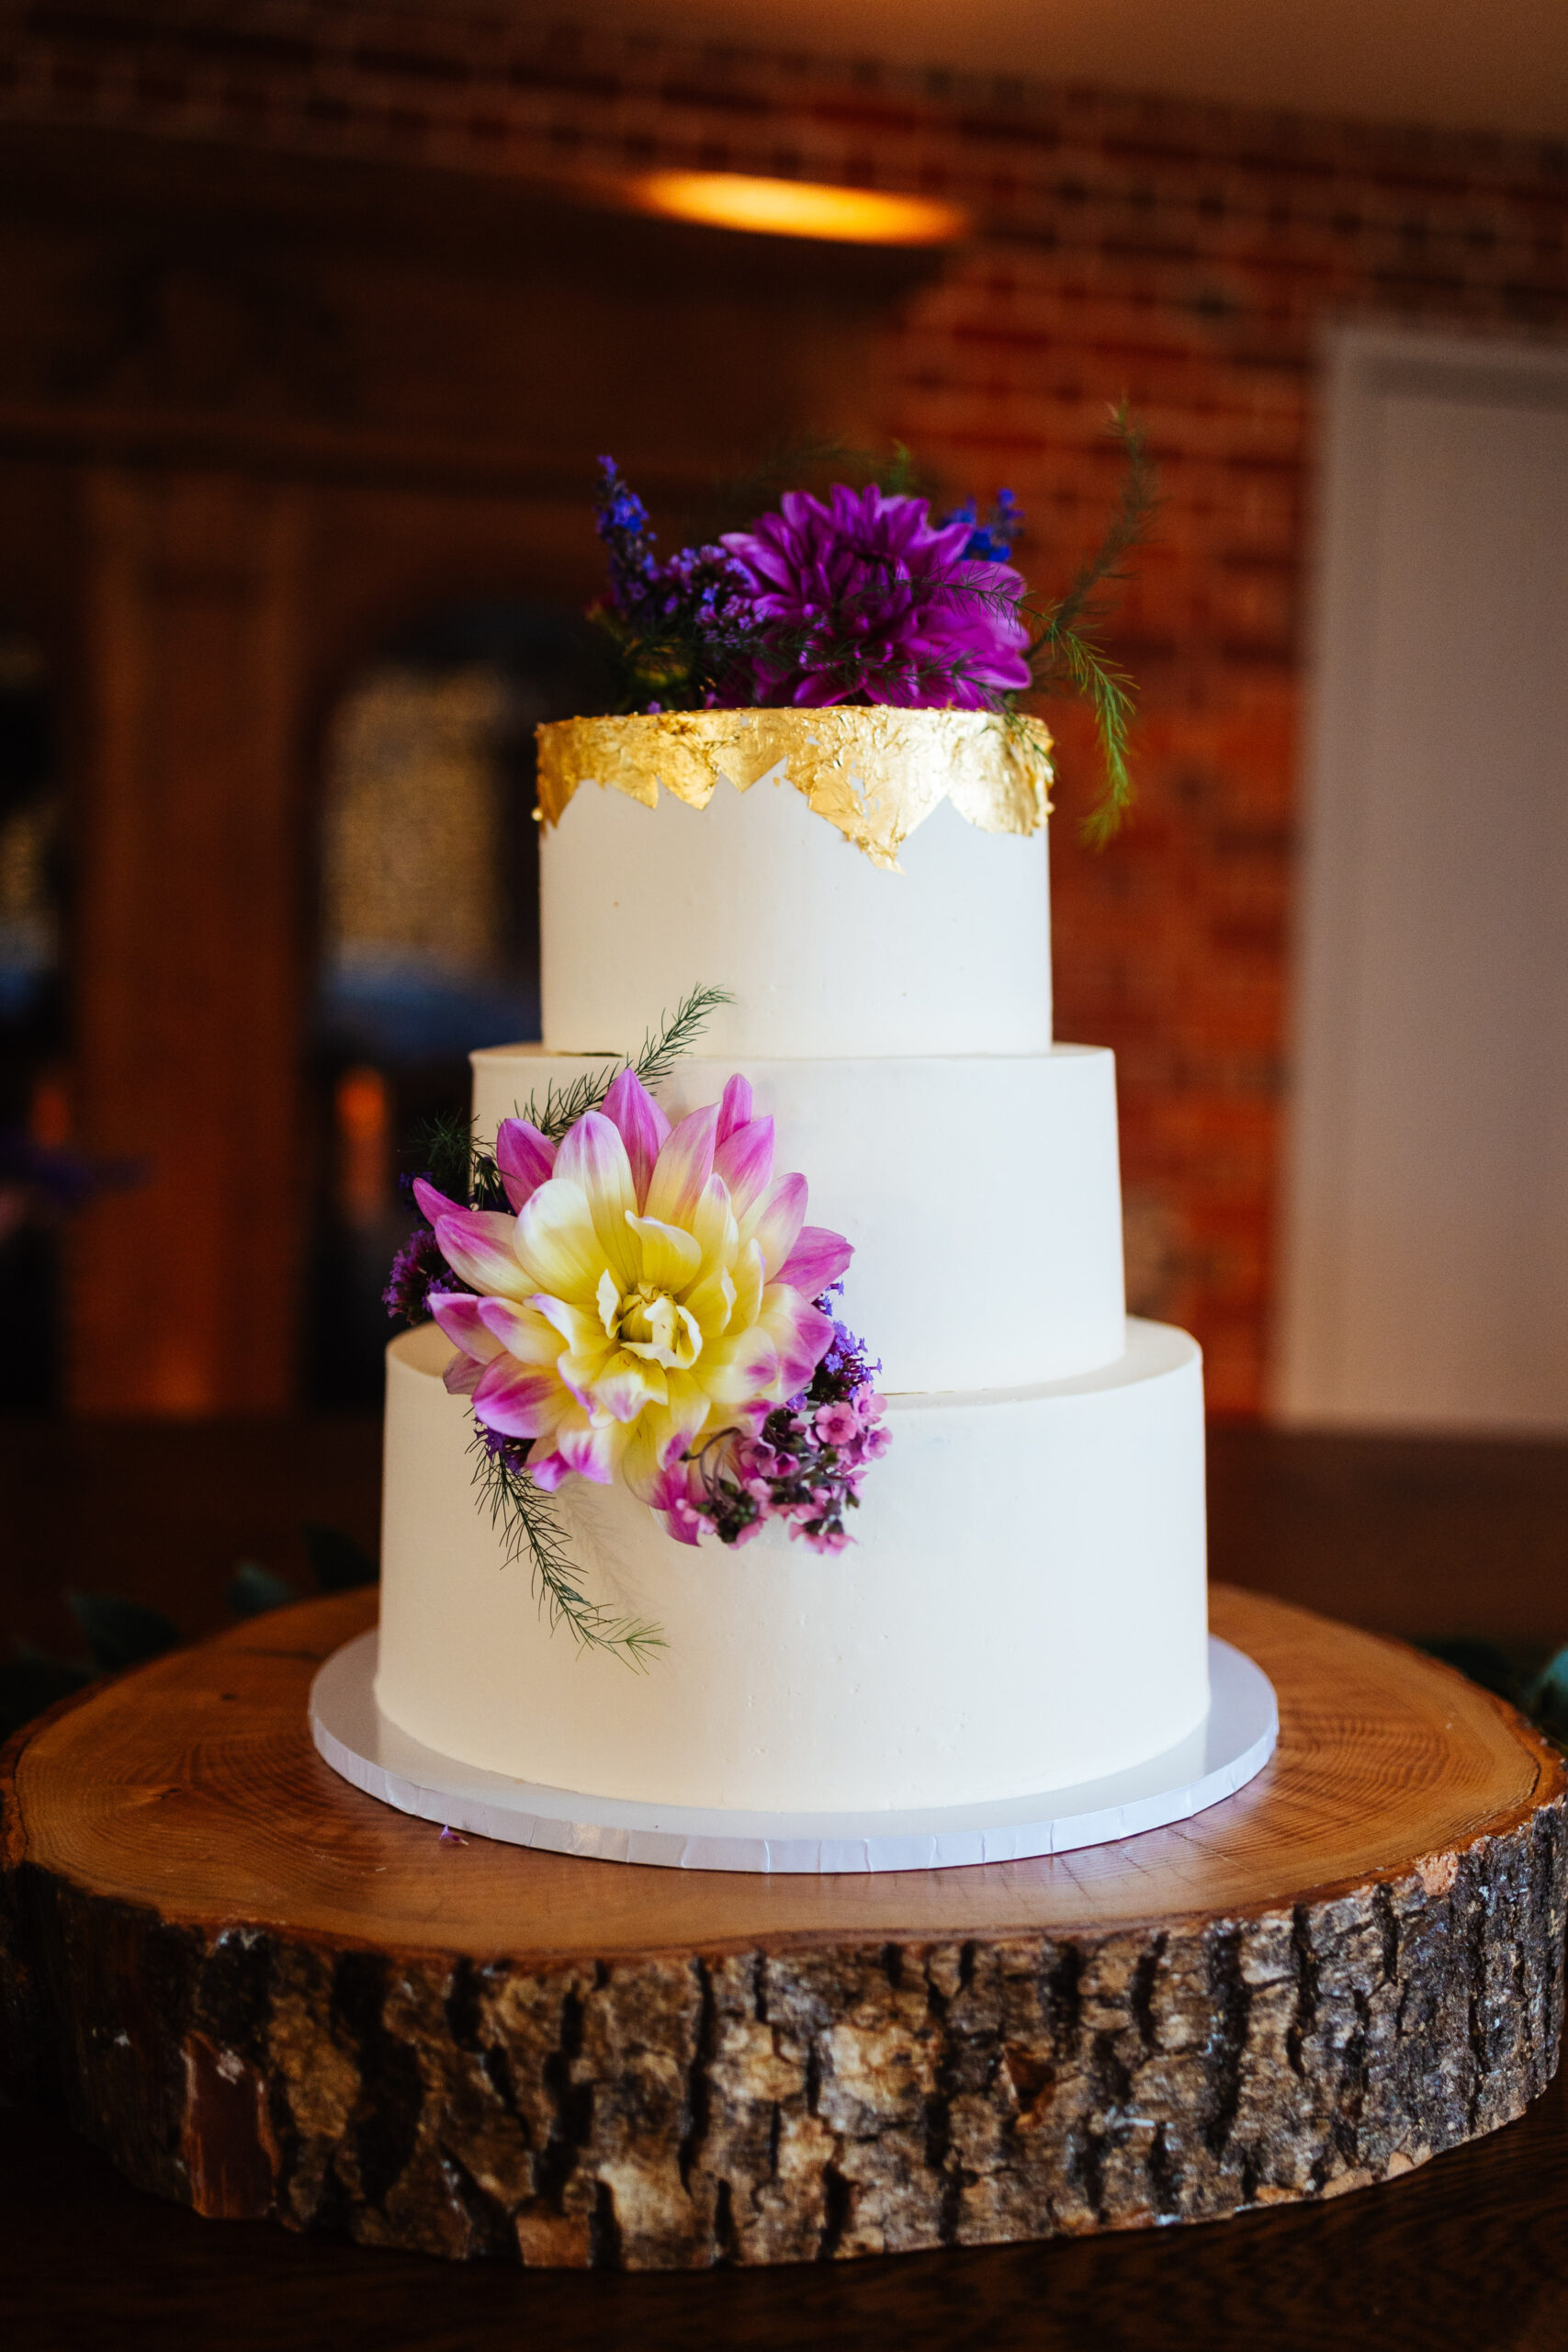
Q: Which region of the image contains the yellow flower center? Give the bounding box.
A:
[597,1269,703,1371]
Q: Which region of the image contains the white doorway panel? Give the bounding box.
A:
[1277,326,1568,1432]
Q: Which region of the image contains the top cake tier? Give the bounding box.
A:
[536,710,1053,1061]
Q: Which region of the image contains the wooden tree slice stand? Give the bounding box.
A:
[2,1585,1563,2270]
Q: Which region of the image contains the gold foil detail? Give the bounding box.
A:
[535,707,1053,872]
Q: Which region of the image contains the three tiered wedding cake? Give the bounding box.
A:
[373,707,1210,1819]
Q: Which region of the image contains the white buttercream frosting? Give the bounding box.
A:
[541,779,1052,1061]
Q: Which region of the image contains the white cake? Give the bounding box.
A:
[376,724,1210,1815]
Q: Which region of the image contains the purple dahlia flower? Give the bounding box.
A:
[720,484,1032,710]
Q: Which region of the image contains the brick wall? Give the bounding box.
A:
[6,6,1567,1408]
[866,96,1568,1408]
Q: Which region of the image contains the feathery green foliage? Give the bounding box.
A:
[1051,633,1140,849]
[406,986,729,1211]
[1023,401,1159,842]
[471,1432,665,1666]
[597,419,1156,839]
[412,1106,507,1211]
[506,982,734,1143]
[625,981,736,1097]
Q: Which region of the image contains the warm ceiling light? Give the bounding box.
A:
[626,171,967,246]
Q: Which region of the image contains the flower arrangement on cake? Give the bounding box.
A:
[388,988,890,1660]
[587,408,1154,839]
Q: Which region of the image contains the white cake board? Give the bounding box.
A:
[310,1631,1278,1874]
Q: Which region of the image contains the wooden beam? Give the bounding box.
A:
[71,466,306,1411]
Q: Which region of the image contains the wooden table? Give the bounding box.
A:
[3,1418,1567,2346]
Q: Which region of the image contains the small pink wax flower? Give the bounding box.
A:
[671,1297,890,1555]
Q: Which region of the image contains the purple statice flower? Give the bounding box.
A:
[720,483,1032,710]
[382,1220,459,1327]
[672,1295,890,1555]
[478,1420,533,1478]
[636,537,757,658]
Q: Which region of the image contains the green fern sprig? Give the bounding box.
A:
[509,981,733,1141]
[471,1433,665,1667]
[626,981,734,1096]
[1024,401,1158,842]
[411,1105,507,1210]
[1041,401,1157,645]
[1050,634,1140,848]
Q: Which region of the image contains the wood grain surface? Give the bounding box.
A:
[2,1586,1562,2271]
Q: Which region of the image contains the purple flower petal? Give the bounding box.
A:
[472,1356,562,1438]
[698,1327,780,1407]
[761,1291,836,1393]
[494,1119,557,1213]
[475,1295,568,1366]
[555,1421,620,1486]
[554,1112,637,1283]
[433,1208,529,1299]
[713,1115,774,1217]
[777,1224,853,1296]
[644,1104,718,1228]
[716,1073,753,1147]
[601,1067,671,1208]
[721,482,1030,709]
[413,1176,466,1226]
[744,1170,807,1279]
[428,1291,504,1363]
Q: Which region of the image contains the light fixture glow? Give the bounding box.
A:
[626,171,967,247]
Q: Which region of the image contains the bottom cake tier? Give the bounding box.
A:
[376,1317,1209,1814]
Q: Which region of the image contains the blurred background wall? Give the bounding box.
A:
[0,2,1564,1419]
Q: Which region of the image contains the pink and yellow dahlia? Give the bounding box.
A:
[416,1069,852,1534]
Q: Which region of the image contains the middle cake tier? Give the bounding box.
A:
[471,1043,1126,1392]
